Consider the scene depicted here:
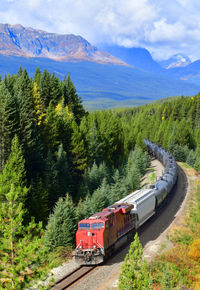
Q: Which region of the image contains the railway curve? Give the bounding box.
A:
[69,163,188,290]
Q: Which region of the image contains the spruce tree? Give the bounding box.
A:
[44,151,59,210]
[56,143,73,196]
[29,178,49,224]
[0,146,44,289]
[39,69,52,108]
[87,119,104,166]
[119,233,150,290]
[0,83,18,170]
[0,135,28,203]
[50,73,62,105]
[44,195,77,250]
[90,179,109,213]
[65,73,85,124]
[71,121,87,176]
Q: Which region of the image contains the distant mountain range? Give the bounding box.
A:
[99,45,165,74]
[99,44,200,86]
[0,23,199,109]
[0,23,125,65]
[158,54,191,69]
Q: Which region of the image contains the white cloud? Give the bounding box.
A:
[148,18,186,43]
[1,0,200,60]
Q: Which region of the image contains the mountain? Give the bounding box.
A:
[0,23,199,110]
[167,60,200,85]
[0,23,126,65]
[98,45,165,74]
[159,54,191,69]
[0,54,199,110]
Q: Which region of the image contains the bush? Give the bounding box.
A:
[186,150,196,167]
[170,144,189,162]
[188,239,200,263]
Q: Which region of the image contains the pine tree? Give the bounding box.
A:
[0,82,18,170]
[29,178,49,224]
[0,136,44,288]
[71,121,87,176]
[0,135,28,203]
[90,179,109,213]
[44,195,77,250]
[0,184,25,288]
[39,69,52,108]
[65,73,85,124]
[118,233,150,290]
[76,198,91,221]
[33,67,41,85]
[0,184,45,289]
[44,151,59,210]
[87,119,104,166]
[56,143,73,196]
[50,73,62,105]
[186,150,196,167]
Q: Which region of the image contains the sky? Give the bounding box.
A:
[1,0,200,61]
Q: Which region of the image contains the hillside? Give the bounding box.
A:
[0,54,199,110]
[0,67,199,288]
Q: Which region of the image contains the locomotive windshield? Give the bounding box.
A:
[91,222,104,229]
[79,223,90,229]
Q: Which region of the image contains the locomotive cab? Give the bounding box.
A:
[75,216,107,265]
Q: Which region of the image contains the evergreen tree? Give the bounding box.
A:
[29,178,49,224]
[71,121,87,177]
[43,102,60,153]
[44,151,59,210]
[50,73,62,105]
[64,73,85,124]
[186,150,196,167]
[90,179,109,213]
[76,198,91,221]
[33,67,41,85]
[39,69,52,108]
[98,111,123,166]
[0,185,45,289]
[0,83,18,170]
[0,135,28,204]
[44,195,77,250]
[119,233,150,290]
[56,144,73,196]
[87,119,104,166]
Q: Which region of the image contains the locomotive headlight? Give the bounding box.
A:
[93,245,96,249]
[79,246,82,249]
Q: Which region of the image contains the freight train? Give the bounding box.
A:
[75,140,178,265]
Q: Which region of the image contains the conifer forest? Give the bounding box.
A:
[0,68,200,288]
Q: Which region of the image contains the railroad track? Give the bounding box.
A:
[51,266,95,289]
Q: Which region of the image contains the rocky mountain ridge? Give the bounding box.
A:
[158,53,191,69]
[0,23,126,65]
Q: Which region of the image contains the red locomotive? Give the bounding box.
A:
[75,203,136,264]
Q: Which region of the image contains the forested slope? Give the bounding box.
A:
[115,95,200,171]
[0,67,199,288]
[0,68,150,288]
